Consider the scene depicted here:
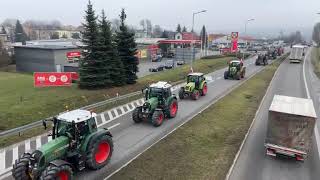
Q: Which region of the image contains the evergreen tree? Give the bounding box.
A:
[200,25,207,49]
[176,24,182,33]
[79,1,105,89]
[115,9,139,84]
[161,30,169,38]
[14,20,28,44]
[182,26,187,32]
[98,10,125,87]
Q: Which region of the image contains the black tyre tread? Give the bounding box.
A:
[178,88,184,99]
[12,153,31,180]
[151,110,164,127]
[132,107,142,123]
[86,135,114,170]
[41,164,73,180]
[224,71,228,79]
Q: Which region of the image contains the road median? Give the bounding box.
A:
[110,55,287,180]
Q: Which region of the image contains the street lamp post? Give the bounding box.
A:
[191,10,207,71]
[243,18,255,59]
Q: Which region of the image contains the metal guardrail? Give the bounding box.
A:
[0,91,143,138]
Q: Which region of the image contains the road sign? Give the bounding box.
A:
[34,72,72,87]
[66,51,81,63]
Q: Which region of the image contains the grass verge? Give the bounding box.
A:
[110,55,287,180]
[0,56,236,131]
[311,47,320,78]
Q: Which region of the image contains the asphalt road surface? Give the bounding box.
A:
[228,49,320,180]
[2,55,275,180]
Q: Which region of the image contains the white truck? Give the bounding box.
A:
[265,95,317,161]
[289,45,305,63]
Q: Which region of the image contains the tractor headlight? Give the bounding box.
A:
[142,102,150,112]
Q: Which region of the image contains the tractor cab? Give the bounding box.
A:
[51,110,98,140]
[145,81,173,103]
[187,72,205,89]
[229,60,242,70]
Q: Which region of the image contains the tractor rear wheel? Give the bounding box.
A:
[179,88,185,99]
[201,83,208,96]
[192,90,200,100]
[224,71,229,79]
[86,135,113,170]
[132,107,143,123]
[168,99,178,118]
[236,72,241,80]
[152,110,164,127]
[41,163,73,180]
[12,153,32,180]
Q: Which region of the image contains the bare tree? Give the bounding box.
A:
[313,23,320,46]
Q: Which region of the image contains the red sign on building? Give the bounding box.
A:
[66,51,81,63]
[34,72,72,87]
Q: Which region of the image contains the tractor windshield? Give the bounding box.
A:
[187,75,198,83]
[56,120,72,137]
[230,61,240,68]
[148,87,163,98]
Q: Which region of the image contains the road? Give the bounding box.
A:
[1,54,272,180]
[228,49,320,180]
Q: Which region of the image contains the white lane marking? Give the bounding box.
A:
[12,146,18,165]
[0,150,5,172]
[302,49,320,159]
[225,55,282,180]
[126,104,132,111]
[36,136,41,149]
[101,113,106,123]
[0,168,11,180]
[25,139,31,152]
[107,123,120,130]
[107,111,114,121]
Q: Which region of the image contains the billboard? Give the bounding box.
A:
[231,32,239,52]
[34,72,72,87]
[66,51,81,63]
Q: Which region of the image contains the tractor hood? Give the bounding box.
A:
[38,136,69,165]
[143,97,158,111]
[230,67,237,75]
[185,82,195,92]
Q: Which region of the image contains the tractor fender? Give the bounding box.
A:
[49,159,73,169]
[200,81,206,90]
[81,129,112,153]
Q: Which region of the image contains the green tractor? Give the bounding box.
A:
[224,60,246,80]
[179,72,208,100]
[12,110,113,180]
[132,81,178,127]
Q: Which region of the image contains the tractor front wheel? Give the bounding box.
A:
[12,153,32,180]
[192,90,200,100]
[201,83,208,96]
[224,71,229,79]
[86,135,113,170]
[152,111,164,127]
[178,88,185,99]
[132,107,143,123]
[41,163,73,180]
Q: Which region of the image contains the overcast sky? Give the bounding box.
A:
[0,0,320,37]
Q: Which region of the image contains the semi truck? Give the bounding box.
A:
[289,45,305,63]
[265,95,317,161]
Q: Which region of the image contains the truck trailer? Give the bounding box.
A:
[289,45,305,63]
[265,95,317,161]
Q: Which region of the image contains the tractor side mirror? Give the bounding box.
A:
[42,120,47,130]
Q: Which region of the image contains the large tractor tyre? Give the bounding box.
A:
[151,110,165,127]
[168,99,178,118]
[192,90,200,100]
[41,163,73,180]
[179,88,185,99]
[12,153,32,180]
[236,72,241,80]
[224,71,229,80]
[241,68,246,79]
[201,83,208,96]
[132,107,143,123]
[86,135,114,170]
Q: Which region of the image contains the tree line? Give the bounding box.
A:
[313,23,320,46]
[79,1,139,89]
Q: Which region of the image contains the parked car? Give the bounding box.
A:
[151,54,162,62]
[165,60,175,69]
[166,52,175,58]
[177,60,185,66]
[149,64,165,72]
